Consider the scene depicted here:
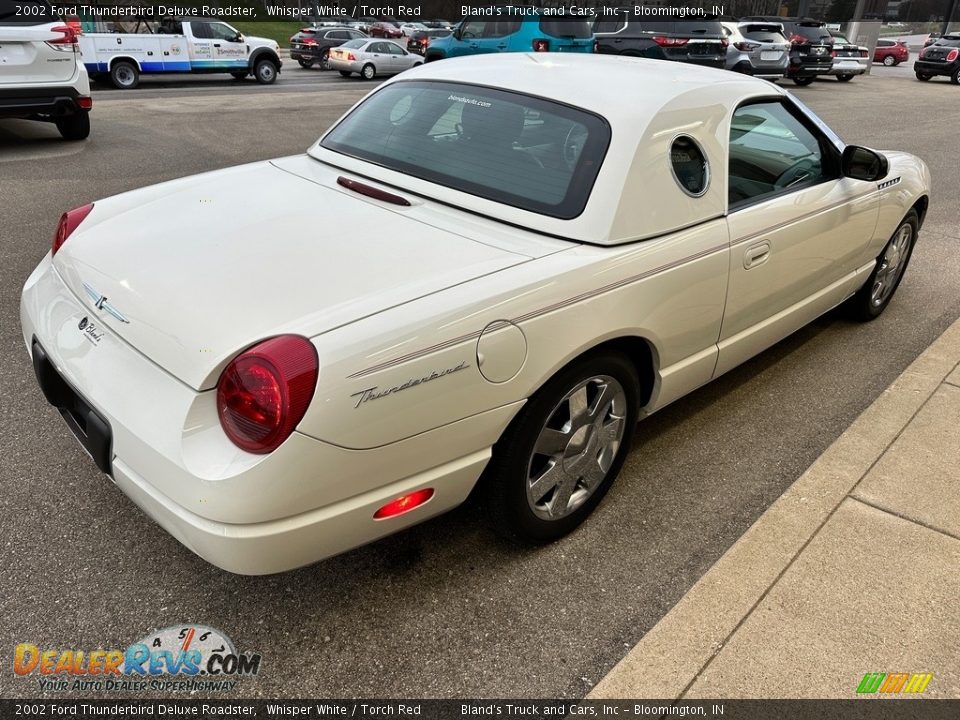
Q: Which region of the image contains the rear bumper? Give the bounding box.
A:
[787,58,833,77]
[290,48,325,61]
[729,57,788,77]
[0,85,88,119]
[20,254,509,573]
[829,59,868,75]
[111,447,486,575]
[914,59,959,76]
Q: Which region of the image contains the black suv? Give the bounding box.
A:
[742,17,833,85]
[914,34,960,83]
[289,26,367,69]
[593,18,727,69]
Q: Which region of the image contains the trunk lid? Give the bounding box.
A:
[53,159,530,389]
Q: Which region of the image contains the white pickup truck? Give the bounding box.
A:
[79,18,281,89]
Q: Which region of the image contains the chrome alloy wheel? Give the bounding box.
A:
[525,375,628,522]
[871,222,913,307]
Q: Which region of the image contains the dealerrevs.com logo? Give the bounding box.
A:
[13,625,262,693]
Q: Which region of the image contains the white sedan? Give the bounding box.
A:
[21,55,930,574]
[329,39,422,79]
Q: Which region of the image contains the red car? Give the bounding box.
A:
[369,21,402,39]
[874,39,909,66]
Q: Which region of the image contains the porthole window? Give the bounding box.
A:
[670,135,710,197]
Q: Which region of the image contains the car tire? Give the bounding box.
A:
[836,73,854,82]
[55,111,90,141]
[231,71,248,80]
[481,351,640,544]
[319,49,331,71]
[883,55,896,66]
[297,59,314,69]
[845,210,918,322]
[792,76,815,86]
[916,72,931,81]
[338,70,352,77]
[253,58,278,84]
[361,63,376,80]
[951,67,960,85]
[110,60,139,90]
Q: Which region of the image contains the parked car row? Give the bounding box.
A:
[418,16,866,86]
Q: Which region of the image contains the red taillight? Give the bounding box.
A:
[948,48,959,62]
[653,36,688,47]
[347,52,356,61]
[217,335,318,454]
[831,49,837,58]
[532,39,549,52]
[52,203,93,256]
[77,96,93,109]
[859,48,868,58]
[919,48,927,59]
[47,24,79,51]
[788,33,806,45]
[303,38,317,45]
[734,41,760,51]
[374,488,434,519]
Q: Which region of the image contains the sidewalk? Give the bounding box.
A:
[590,316,960,699]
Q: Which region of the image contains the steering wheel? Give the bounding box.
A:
[774,158,818,190]
[563,125,588,169]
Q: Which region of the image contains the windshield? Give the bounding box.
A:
[341,39,367,48]
[538,19,593,38]
[321,81,611,219]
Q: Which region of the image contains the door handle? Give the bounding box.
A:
[214,44,221,48]
[469,43,479,48]
[496,44,507,49]
[744,241,771,269]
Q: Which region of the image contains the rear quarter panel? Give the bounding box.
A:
[298,220,730,450]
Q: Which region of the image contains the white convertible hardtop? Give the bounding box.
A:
[310,54,788,245]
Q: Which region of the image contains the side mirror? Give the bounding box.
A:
[842,145,888,182]
[232,33,244,43]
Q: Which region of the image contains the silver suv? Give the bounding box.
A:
[0,0,91,140]
[721,21,790,80]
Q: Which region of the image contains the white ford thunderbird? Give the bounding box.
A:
[21,55,930,574]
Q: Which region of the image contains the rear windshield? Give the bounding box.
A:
[321,81,611,219]
[793,23,832,42]
[936,36,960,46]
[538,19,593,38]
[0,0,53,24]
[742,27,786,42]
[631,20,724,36]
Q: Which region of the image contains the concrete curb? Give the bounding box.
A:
[589,314,960,699]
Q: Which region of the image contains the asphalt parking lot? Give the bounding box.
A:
[2,66,959,699]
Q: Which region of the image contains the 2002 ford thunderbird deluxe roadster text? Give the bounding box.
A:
[21,55,930,574]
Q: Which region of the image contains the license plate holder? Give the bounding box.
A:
[32,339,113,474]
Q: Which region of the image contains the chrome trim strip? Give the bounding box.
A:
[347,241,729,379]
